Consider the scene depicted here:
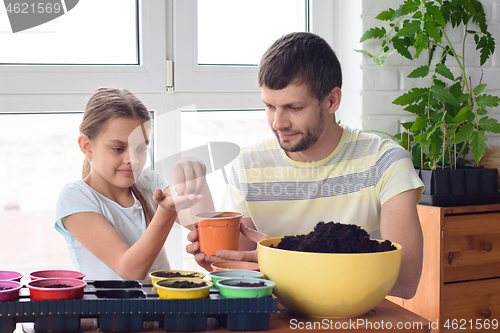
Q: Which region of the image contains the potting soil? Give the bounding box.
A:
[168,281,207,288]
[153,272,200,278]
[274,221,395,253]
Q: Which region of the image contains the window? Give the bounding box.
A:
[0,0,166,99]
[174,0,320,92]
[0,113,82,277]
[197,0,307,66]
[0,1,174,276]
[0,0,138,65]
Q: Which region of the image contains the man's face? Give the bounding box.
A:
[262,82,326,153]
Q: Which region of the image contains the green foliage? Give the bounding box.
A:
[360,0,500,169]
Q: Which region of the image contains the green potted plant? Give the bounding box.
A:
[358,0,500,206]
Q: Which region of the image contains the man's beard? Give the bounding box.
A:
[274,110,325,153]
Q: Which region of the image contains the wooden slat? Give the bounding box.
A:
[441,204,500,215]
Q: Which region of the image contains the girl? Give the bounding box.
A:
[55,87,214,280]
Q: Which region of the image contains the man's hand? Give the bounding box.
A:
[186,223,269,271]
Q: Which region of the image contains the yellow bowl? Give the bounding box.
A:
[257,237,402,318]
[154,278,212,299]
[149,270,206,286]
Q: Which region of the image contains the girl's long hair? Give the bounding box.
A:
[80,87,155,224]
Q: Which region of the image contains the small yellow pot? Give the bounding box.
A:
[154,278,212,299]
[149,270,206,288]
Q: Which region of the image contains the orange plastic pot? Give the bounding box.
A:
[195,211,242,255]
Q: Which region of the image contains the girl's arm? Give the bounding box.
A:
[62,189,201,280]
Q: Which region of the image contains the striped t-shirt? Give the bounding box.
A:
[221,125,424,238]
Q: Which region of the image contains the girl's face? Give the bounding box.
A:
[88,117,150,191]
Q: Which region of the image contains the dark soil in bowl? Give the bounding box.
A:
[0,287,13,290]
[165,281,208,289]
[228,281,266,287]
[44,284,73,288]
[273,221,396,253]
[153,272,200,278]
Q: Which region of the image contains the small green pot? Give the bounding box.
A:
[209,270,264,289]
[216,278,274,298]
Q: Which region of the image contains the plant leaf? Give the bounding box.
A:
[477,108,487,115]
[392,38,413,59]
[452,123,475,144]
[408,65,429,78]
[360,27,387,43]
[476,94,500,108]
[373,50,397,66]
[401,121,413,130]
[397,20,421,38]
[430,85,460,106]
[452,105,471,122]
[353,49,374,58]
[470,130,488,165]
[391,0,420,20]
[478,117,500,133]
[457,93,470,104]
[409,115,428,131]
[473,83,487,95]
[415,133,430,149]
[393,88,428,106]
[435,63,454,81]
[376,9,395,21]
[476,33,495,66]
[404,105,426,114]
[428,130,444,161]
[425,2,446,26]
[424,21,441,43]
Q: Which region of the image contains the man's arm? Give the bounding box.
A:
[380,188,423,299]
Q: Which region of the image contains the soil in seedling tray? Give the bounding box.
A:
[43,284,73,288]
[274,221,396,253]
[230,281,266,287]
[168,281,207,288]
[0,287,13,290]
[153,272,200,278]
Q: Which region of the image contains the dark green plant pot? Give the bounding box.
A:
[418,168,500,206]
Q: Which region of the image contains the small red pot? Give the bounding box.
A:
[27,278,87,301]
[0,280,22,301]
[29,269,85,280]
[0,270,23,282]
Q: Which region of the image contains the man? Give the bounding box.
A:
[186,32,424,299]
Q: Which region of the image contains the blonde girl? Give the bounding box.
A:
[55,87,213,280]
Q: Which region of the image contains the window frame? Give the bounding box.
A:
[0,0,167,113]
[172,0,337,93]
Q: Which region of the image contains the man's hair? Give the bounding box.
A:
[258,32,342,103]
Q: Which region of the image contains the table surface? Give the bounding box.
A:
[21,298,430,333]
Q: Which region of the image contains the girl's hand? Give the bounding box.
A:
[153,188,202,213]
[173,159,208,196]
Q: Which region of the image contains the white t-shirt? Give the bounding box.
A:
[55,168,171,281]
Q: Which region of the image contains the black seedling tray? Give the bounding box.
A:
[0,280,277,332]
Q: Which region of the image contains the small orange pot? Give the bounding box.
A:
[195,211,242,255]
